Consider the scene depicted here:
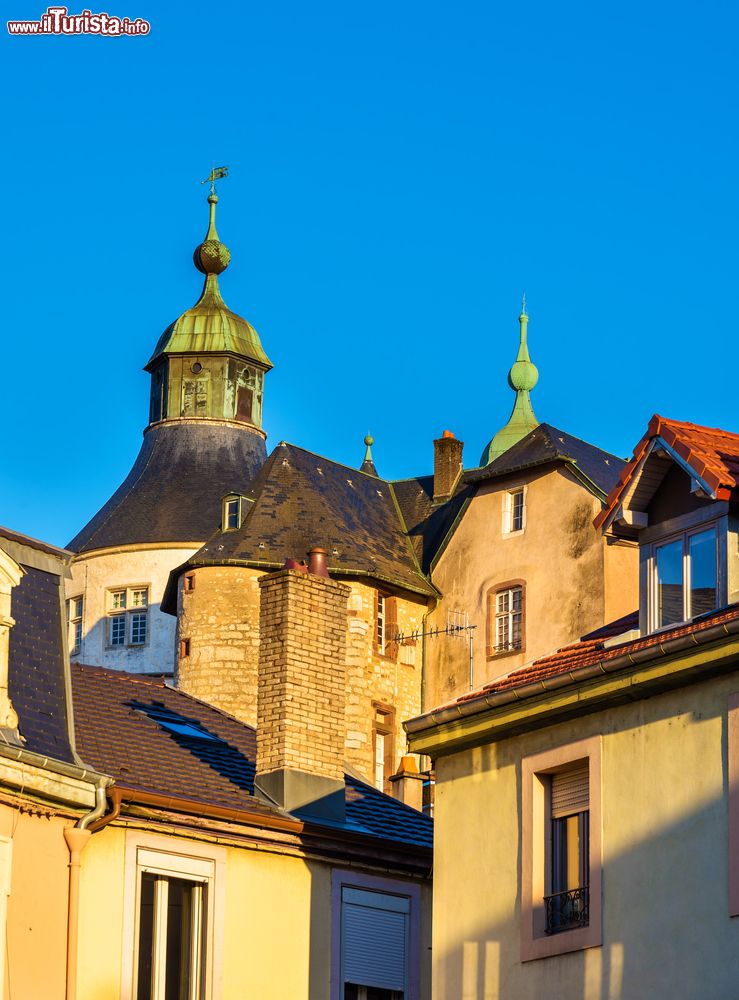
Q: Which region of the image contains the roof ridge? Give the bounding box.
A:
[539,423,626,463]
[275,441,392,482]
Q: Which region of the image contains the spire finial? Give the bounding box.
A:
[194,168,231,276]
[478,301,540,466]
[521,292,527,317]
[360,432,379,477]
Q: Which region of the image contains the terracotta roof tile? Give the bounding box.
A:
[449,603,739,707]
[595,415,739,530]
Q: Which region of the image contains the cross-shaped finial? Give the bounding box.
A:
[201,165,229,197]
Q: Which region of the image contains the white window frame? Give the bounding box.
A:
[222,495,248,531]
[66,595,84,655]
[106,585,150,649]
[502,486,526,536]
[121,832,225,1000]
[647,521,721,632]
[495,586,523,653]
[376,594,386,655]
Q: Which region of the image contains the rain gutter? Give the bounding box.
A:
[405,615,739,757]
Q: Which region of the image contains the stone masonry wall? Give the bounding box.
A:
[257,570,350,780]
[175,563,427,784]
[176,565,262,725]
[344,582,426,781]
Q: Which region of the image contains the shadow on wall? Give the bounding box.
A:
[431,701,739,1000]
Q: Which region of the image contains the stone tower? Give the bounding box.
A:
[65,184,272,674]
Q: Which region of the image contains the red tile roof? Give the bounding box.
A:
[452,603,739,706]
[594,415,739,530]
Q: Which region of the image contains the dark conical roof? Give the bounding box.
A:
[69,422,267,553]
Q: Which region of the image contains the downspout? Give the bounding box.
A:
[63,777,114,1000]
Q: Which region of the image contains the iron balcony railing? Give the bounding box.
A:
[544,886,589,934]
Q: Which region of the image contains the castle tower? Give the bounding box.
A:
[65,182,272,675]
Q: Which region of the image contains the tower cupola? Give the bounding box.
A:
[479,297,540,466]
[145,177,272,431]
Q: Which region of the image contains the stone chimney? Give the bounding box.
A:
[389,755,425,812]
[433,430,464,502]
[255,565,350,822]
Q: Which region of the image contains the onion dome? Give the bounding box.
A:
[479,297,540,466]
[147,192,271,371]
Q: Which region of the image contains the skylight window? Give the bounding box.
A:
[137,707,224,743]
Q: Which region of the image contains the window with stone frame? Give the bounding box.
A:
[106,585,150,648]
[521,736,602,961]
[486,580,526,658]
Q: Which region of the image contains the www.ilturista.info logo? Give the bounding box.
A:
[8,5,150,34]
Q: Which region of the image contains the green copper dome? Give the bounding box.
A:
[479,299,540,466]
[147,193,272,371]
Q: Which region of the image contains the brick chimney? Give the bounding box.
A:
[433,430,464,502]
[255,565,350,822]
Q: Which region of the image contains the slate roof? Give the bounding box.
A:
[68,421,267,553]
[392,423,625,574]
[595,415,739,530]
[6,555,76,764]
[391,475,474,574]
[72,664,433,849]
[168,442,436,601]
[466,423,625,496]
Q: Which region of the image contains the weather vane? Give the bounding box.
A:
[201,165,229,197]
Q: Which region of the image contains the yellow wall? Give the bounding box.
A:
[77,823,432,1000]
[431,669,739,999]
[426,467,638,708]
[0,804,71,1000]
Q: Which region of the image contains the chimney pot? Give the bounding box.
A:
[307,547,330,577]
[282,558,308,572]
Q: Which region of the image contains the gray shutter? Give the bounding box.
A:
[551,764,589,818]
[341,887,409,992]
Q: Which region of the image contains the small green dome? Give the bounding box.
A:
[147,192,271,371]
[479,300,540,466]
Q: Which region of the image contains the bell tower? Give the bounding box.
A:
[145,181,272,432]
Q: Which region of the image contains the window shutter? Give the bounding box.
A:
[341,887,409,992]
[386,597,398,660]
[551,764,589,818]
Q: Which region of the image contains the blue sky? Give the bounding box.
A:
[2,0,737,546]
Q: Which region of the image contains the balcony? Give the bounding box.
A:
[544,886,589,934]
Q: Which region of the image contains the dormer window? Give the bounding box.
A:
[222,494,248,531]
[650,525,719,630]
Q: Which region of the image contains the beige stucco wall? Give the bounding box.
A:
[431,669,739,999]
[176,567,427,784]
[0,802,71,999]
[77,823,432,1000]
[426,468,638,709]
[67,546,198,674]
